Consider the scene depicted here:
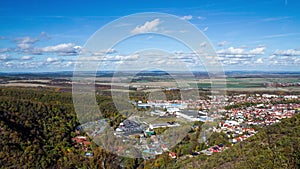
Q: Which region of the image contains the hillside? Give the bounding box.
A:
[156,112,300,169]
[0,87,127,168]
[0,87,299,168]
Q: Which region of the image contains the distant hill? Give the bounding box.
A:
[0,71,300,79]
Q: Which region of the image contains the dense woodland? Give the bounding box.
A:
[0,87,299,168]
[0,87,127,168]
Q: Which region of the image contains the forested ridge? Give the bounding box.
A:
[0,87,130,168]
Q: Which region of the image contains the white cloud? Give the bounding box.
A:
[203,27,209,32]
[217,46,267,66]
[125,54,139,61]
[200,42,207,47]
[92,48,117,56]
[14,36,39,50]
[79,53,137,62]
[65,61,74,67]
[39,43,81,55]
[5,62,13,67]
[46,57,60,63]
[217,47,245,55]
[197,16,206,20]
[268,55,276,59]
[0,48,10,53]
[42,43,75,52]
[217,41,228,47]
[13,33,61,55]
[131,18,161,34]
[17,43,32,50]
[180,15,193,20]
[254,58,263,64]
[217,46,266,55]
[273,49,300,56]
[15,36,39,44]
[21,56,33,60]
[249,46,266,55]
[0,54,10,61]
[257,54,300,67]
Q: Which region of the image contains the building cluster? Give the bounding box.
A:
[265,82,300,87]
[71,135,93,157]
[115,119,178,158]
[217,94,299,145]
[226,94,298,105]
[77,119,108,137]
[115,119,147,136]
[73,93,299,158]
[200,143,227,156]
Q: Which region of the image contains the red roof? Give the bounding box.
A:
[83,141,91,146]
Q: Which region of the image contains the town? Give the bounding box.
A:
[72,93,299,159]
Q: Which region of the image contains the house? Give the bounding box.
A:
[169,152,177,159]
[209,146,220,153]
[200,149,213,156]
[85,152,93,157]
[72,136,87,144]
[144,127,155,137]
[162,144,169,151]
[137,103,151,109]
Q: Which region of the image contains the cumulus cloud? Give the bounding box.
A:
[267,55,300,66]
[249,46,266,55]
[217,46,266,56]
[104,54,140,61]
[125,54,139,61]
[65,61,74,67]
[131,18,161,34]
[46,57,60,63]
[15,36,39,44]
[21,56,33,60]
[217,46,266,66]
[17,43,32,50]
[254,58,263,64]
[0,54,10,62]
[36,43,81,56]
[273,49,300,56]
[79,53,137,62]
[92,48,117,56]
[0,48,10,53]
[14,32,52,51]
[180,15,193,20]
[14,36,38,50]
[217,47,245,55]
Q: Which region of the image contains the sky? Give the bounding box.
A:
[0,0,300,72]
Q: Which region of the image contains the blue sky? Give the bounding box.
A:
[0,0,300,72]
